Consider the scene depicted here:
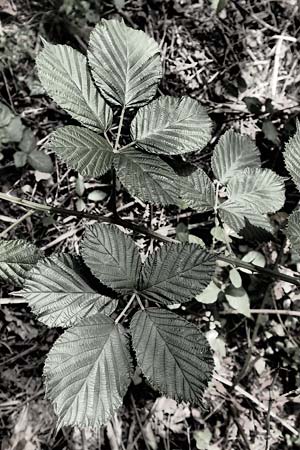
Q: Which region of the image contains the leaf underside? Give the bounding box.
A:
[287,210,300,253]
[37,42,112,132]
[131,308,214,404]
[22,255,117,328]
[81,223,142,293]
[88,19,162,107]
[49,126,114,178]
[131,96,212,155]
[211,130,261,184]
[114,148,181,206]
[44,313,133,428]
[284,121,300,191]
[0,239,41,286]
[180,167,215,212]
[138,243,216,304]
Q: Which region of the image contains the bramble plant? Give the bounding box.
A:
[0,18,300,430]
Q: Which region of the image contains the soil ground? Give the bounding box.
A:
[0,1,300,449]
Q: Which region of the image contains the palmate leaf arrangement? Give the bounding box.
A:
[1,19,300,429]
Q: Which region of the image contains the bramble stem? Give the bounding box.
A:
[1,192,300,287]
[114,106,126,151]
[115,293,136,323]
[118,141,137,152]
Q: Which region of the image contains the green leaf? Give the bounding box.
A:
[284,121,300,191]
[19,128,36,154]
[138,243,216,304]
[14,151,27,168]
[180,167,215,212]
[287,210,300,253]
[211,0,228,13]
[229,268,242,288]
[130,308,214,404]
[195,281,221,304]
[262,121,279,145]
[88,19,162,107]
[225,286,251,318]
[28,150,53,173]
[0,239,41,286]
[211,130,261,184]
[219,200,273,233]
[37,42,112,132]
[219,168,285,232]
[87,190,107,202]
[44,313,133,428]
[131,96,212,155]
[114,148,181,206]
[0,101,14,127]
[240,250,265,274]
[49,126,114,178]
[81,223,142,293]
[226,168,285,213]
[22,255,117,328]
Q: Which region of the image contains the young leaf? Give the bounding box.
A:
[81,223,142,293]
[14,151,27,168]
[0,240,41,286]
[225,168,285,213]
[180,167,215,212]
[211,130,261,184]
[287,210,300,253]
[130,308,214,404]
[229,268,242,288]
[44,313,133,428]
[138,243,216,304]
[114,148,181,206]
[196,281,221,304]
[28,150,53,173]
[22,255,117,328]
[88,19,162,107]
[225,286,251,318]
[131,96,212,155]
[49,126,114,178]
[37,42,112,132]
[284,121,300,191]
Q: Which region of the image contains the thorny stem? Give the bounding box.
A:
[1,192,300,287]
[115,293,136,323]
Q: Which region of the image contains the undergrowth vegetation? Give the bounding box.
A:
[0,9,300,445]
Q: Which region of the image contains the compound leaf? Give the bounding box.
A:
[130,308,214,403]
[226,168,285,213]
[287,210,300,253]
[211,130,261,184]
[37,42,112,132]
[131,96,212,155]
[114,148,181,206]
[88,19,162,107]
[138,243,216,304]
[22,255,117,328]
[44,313,133,428]
[180,167,215,212]
[0,240,41,286]
[49,126,114,177]
[81,223,142,293]
[284,121,300,191]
